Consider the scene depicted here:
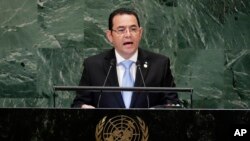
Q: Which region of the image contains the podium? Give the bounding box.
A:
[0,108,250,141]
[53,86,194,108]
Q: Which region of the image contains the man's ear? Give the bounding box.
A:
[106,30,113,43]
[139,27,143,40]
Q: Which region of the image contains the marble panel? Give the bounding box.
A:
[0,0,249,108]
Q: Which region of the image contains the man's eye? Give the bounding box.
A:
[118,29,125,32]
[131,28,137,32]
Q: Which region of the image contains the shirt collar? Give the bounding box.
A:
[115,49,138,65]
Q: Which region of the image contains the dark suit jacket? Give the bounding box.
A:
[71,48,179,108]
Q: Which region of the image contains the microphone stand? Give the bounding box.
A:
[136,60,149,108]
[97,59,115,108]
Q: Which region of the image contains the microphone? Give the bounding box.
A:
[136,60,149,108]
[97,59,116,108]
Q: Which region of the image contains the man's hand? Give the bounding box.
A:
[81,104,95,109]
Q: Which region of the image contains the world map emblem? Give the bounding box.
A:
[95,115,148,141]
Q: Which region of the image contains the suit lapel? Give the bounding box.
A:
[103,49,118,86]
[130,48,149,108]
[104,49,125,108]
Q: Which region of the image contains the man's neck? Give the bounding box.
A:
[115,50,138,64]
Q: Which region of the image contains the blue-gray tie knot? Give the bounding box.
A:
[121,60,134,69]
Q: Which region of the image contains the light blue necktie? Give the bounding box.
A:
[121,60,134,108]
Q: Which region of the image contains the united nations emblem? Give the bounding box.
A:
[95,115,148,141]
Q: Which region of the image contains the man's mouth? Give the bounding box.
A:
[123,42,133,45]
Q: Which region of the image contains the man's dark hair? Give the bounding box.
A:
[108,8,141,30]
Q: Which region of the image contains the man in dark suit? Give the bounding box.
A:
[71,8,179,108]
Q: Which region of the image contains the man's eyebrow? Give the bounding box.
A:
[116,26,126,29]
[116,25,138,28]
[130,25,137,27]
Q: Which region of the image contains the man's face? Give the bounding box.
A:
[106,14,143,59]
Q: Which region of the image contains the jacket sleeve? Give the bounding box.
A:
[71,60,94,108]
[162,58,180,104]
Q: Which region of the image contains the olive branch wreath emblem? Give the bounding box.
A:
[95,115,148,141]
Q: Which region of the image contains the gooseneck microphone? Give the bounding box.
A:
[136,60,149,108]
[97,59,116,108]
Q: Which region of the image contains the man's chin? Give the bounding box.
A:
[124,50,137,57]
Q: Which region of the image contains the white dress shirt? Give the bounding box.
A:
[115,50,138,86]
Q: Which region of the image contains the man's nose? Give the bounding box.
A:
[124,29,132,37]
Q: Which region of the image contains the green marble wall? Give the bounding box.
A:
[0,0,249,108]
